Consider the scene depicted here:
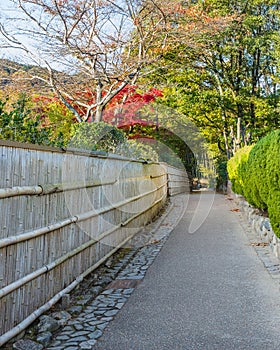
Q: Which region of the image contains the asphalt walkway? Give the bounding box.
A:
[93,192,280,350]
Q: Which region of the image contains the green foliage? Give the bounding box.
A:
[240,135,272,209]
[215,155,228,191]
[69,122,160,161]
[31,97,75,146]
[236,131,279,210]
[69,122,127,153]
[0,96,161,162]
[228,130,280,237]
[119,112,197,173]
[227,145,253,195]
[0,96,53,145]
[145,0,280,159]
[118,140,159,162]
[267,190,280,239]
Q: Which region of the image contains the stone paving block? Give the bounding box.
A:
[48,341,61,347]
[88,320,105,326]
[96,323,108,331]
[69,331,89,337]
[72,323,84,331]
[115,302,125,309]
[66,335,88,342]
[55,335,70,341]
[100,316,113,322]
[80,342,92,349]
[88,330,103,339]
[102,289,114,295]
[104,309,118,317]
[93,310,106,315]
[61,326,74,332]
[123,288,134,294]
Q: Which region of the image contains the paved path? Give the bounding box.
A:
[93,192,280,350]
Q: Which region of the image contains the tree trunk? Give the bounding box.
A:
[236,117,241,150]
[95,104,103,122]
[95,80,103,122]
[223,127,231,160]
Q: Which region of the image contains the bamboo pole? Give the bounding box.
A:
[0,224,119,299]
[0,217,77,249]
[0,174,159,199]
[0,233,134,347]
[0,186,42,199]
[0,191,167,299]
[0,182,167,249]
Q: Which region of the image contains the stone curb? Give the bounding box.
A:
[234,195,280,257]
[228,193,280,281]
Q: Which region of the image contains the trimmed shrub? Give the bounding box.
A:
[268,190,280,238]
[242,130,280,210]
[227,145,253,195]
[227,130,280,237]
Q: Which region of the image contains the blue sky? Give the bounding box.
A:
[0,0,17,14]
[0,0,40,63]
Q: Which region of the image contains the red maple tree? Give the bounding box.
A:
[103,85,163,128]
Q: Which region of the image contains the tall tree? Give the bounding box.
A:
[0,0,170,122]
[0,0,234,123]
[148,0,280,158]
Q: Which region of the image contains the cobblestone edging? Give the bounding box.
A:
[229,193,280,280]
[234,196,280,256]
[46,242,166,350]
[10,194,188,350]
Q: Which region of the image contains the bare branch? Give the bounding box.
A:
[1,0,169,121]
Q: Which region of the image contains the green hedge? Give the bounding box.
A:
[227,145,253,196]
[227,130,280,237]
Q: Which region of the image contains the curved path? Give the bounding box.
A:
[93,193,280,350]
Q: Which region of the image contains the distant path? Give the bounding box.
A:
[94,193,280,350]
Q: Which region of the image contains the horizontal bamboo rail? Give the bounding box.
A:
[0,141,189,347]
[0,191,166,300]
[0,183,166,249]
[0,217,77,249]
[0,234,134,347]
[0,175,161,199]
[0,186,42,199]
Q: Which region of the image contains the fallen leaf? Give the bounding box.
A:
[250,242,269,247]
[150,240,161,244]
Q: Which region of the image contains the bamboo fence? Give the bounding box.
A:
[0,140,189,346]
[165,164,191,196]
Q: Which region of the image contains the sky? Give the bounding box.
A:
[0,0,18,18]
[0,0,50,66]
[0,0,134,70]
[0,0,30,61]
[0,0,12,10]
